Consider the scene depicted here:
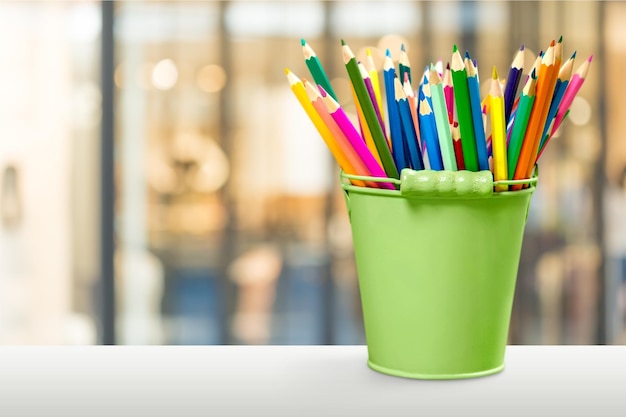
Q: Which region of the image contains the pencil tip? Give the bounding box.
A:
[341,39,346,46]
[285,68,290,75]
[366,48,372,56]
[301,39,306,46]
[492,66,498,79]
[558,35,563,43]
[386,49,391,57]
[531,68,537,79]
[401,43,406,52]
[550,39,555,47]
[318,85,328,97]
[571,51,577,59]
[453,44,458,52]
[588,54,594,62]
[446,62,450,70]
[520,44,525,51]
[464,50,471,59]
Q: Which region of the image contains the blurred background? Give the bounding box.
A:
[0,0,623,345]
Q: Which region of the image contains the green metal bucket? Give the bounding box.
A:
[342,169,536,380]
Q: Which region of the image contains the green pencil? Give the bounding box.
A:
[429,66,457,171]
[302,39,338,101]
[507,71,537,179]
[450,45,479,171]
[342,40,398,179]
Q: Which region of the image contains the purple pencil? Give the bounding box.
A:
[358,62,387,142]
[319,86,395,190]
[503,45,525,123]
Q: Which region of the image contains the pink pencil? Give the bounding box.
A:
[319,86,396,190]
[443,63,454,122]
[551,55,592,136]
[303,80,378,188]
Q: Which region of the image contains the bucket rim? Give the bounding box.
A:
[341,170,537,200]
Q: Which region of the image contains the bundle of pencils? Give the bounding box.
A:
[287,38,592,192]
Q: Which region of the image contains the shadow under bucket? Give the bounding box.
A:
[342,169,536,380]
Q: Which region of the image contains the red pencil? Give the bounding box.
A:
[452,122,465,170]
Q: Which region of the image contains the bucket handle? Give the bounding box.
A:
[341,169,538,217]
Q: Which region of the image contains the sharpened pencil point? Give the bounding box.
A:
[571,51,577,59]
[446,62,450,70]
[492,66,498,79]
[341,39,346,46]
[588,55,594,62]
[318,85,328,97]
[386,49,391,57]
[300,39,306,46]
[366,48,372,56]
[284,68,290,75]
[401,43,406,52]
[558,35,563,43]
[520,44,525,51]
[465,51,471,59]
[550,39,555,47]
[531,68,537,79]
[453,44,458,52]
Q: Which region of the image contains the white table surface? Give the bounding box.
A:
[0,346,624,416]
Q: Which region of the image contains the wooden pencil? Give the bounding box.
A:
[418,98,444,171]
[320,86,396,190]
[429,66,457,170]
[365,48,384,121]
[507,70,536,180]
[512,41,558,189]
[286,69,364,186]
[503,44,525,124]
[342,40,399,179]
[383,51,407,170]
[489,66,508,191]
[395,77,424,170]
[451,45,479,171]
[465,53,490,171]
[302,39,337,101]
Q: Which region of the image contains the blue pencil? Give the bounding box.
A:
[465,54,489,171]
[418,98,443,170]
[394,78,424,170]
[383,51,408,171]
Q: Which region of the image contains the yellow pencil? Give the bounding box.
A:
[285,69,364,186]
[489,66,508,192]
[365,48,384,123]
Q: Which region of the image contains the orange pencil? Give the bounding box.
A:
[512,41,558,190]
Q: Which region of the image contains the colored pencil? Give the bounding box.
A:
[350,83,381,166]
[395,77,424,171]
[452,122,465,170]
[365,48,384,120]
[303,80,378,187]
[399,43,412,85]
[320,86,396,190]
[503,44,525,124]
[302,39,337,101]
[550,54,593,139]
[286,69,365,186]
[451,45,479,171]
[383,51,407,171]
[359,62,387,142]
[403,76,420,148]
[443,63,454,122]
[513,41,558,188]
[507,70,536,180]
[418,98,444,171]
[539,51,576,152]
[465,54,490,171]
[342,40,399,179]
[429,66,457,170]
[489,66,508,191]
